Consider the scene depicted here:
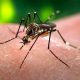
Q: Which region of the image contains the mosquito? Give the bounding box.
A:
[0,12,76,69]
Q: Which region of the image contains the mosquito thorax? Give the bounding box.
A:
[30,23,39,27]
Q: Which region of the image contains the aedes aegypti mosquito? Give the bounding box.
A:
[0,12,76,69]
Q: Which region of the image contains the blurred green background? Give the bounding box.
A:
[0,0,80,23]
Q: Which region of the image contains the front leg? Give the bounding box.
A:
[0,19,24,44]
[23,12,31,31]
[33,12,42,23]
[20,33,40,69]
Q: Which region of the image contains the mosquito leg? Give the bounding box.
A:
[49,50,70,68]
[15,19,25,37]
[48,30,52,49]
[55,29,66,43]
[23,12,31,32]
[48,29,70,68]
[28,12,31,23]
[48,29,57,49]
[33,12,42,23]
[0,37,16,44]
[0,19,25,44]
[20,34,40,69]
[55,29,78,49]
[19,44,25,50]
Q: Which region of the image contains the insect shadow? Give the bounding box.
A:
[0,12,77,69]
